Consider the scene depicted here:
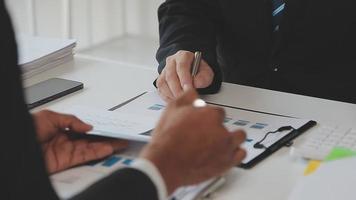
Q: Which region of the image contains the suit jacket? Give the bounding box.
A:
[157,0,356,103]
[0,1,158,199]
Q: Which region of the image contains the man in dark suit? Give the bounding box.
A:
[0,1,246,199]
[155,0,356,103]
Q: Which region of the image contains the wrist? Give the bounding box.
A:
[140,145,182,194]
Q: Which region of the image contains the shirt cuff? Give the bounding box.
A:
[130,158,168,200]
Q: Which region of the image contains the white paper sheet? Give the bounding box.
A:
[288,157,356,200]
[63,106,158,142]
[64,91,313,164]
[52,91,313,199]
[51,142,225,200]
[17,34,76,66]
[115,91,313,164]
[51,153,138,199]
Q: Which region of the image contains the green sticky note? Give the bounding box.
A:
[325,147,356,161]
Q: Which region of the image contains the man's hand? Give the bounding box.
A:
[140,89,246,194]
[33,110,129,174]
[157,50,214,102]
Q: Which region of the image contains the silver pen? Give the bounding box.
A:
[196,177,226,199]
[191,51,202,77]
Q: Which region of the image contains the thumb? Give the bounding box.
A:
[193,61,214,88]
[53,113,93,133]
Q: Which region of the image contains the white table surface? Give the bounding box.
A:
[78,36,159,70]
[24,57,159,112]
[25,57,356,200]
[203,83,356,127]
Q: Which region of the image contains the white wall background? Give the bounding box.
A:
[5,0,164,50]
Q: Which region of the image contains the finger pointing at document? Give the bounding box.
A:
[157,50,214,102]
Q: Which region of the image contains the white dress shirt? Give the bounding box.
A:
[130,159,168,200]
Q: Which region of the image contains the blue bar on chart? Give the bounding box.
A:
[246,138,253,143]
[250,123,268,129]
[102,156,122,167]
[123,159,134,166]
[233,120,250,126]
[148,104,165,111]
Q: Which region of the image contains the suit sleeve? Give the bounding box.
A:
[71,168,159,200]
[0,1,61,199]
[156,0,223,94]
[0,2,160,200]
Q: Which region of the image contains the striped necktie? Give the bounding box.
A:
[272,0,285,32]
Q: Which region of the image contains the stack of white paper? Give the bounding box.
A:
[17,34,76,79]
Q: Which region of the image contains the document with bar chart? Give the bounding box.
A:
[51,142,225,200]
[51,142,144,199]
[220,105,316,168]
[114,91,316,168]
[62,91,316,168]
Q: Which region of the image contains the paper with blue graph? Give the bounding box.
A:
[51,142,226,200]
[114,91,315,167]
[63,91,315,168]
[51,143,143,199]
[53,91,315,199]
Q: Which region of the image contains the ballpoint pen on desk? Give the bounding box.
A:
[195,177,226,199]
[191,51,202,77]
[170,176,226,200]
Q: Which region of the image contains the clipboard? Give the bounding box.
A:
[106,91,318,169]
[239,120,317,169]
[208,102,317,169]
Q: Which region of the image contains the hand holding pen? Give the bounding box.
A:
[156,50,214,102]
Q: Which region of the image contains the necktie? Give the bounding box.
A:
[272,0,285,32]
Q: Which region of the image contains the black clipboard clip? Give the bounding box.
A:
[239,120,317,169]
[253,126,295,149]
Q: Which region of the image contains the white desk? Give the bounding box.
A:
[78,36,159,70]
[204,84,356,128]
[24,57,158,112]
[26,57,356,200]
